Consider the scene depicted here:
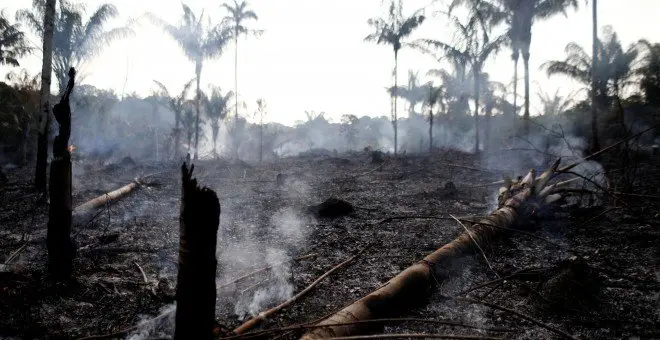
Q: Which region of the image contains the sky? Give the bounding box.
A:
[1,0,659,126]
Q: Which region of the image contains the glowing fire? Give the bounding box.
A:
[67,145,76,153]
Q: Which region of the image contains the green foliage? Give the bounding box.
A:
[0,10,31,67]
[17,0,134,91]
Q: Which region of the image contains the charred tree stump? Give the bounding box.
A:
[47,68,76,280]
[175,162,220,340]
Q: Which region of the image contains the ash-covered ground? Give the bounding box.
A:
[0,150,658,339]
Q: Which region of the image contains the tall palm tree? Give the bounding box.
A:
[365,0,425,156]
[418,12,506,153]
[149,4,231,160]
[17,0,133,93]
[153,78,195,159]
[34,0,56,194]
[480,72,507,152]
[542,26,638,118]
[0,10,32,67]
[450,0,578,134]
[202,86,233,157]
[221,0,261,123]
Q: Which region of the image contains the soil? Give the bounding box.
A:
[0,150,658,340]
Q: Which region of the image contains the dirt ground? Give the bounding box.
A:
[0,149,658,340]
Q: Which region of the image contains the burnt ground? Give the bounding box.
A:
[0,150,658,340]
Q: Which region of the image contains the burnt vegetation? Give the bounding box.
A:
[0,0,659,339]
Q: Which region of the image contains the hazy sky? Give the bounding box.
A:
[1,0,658,126]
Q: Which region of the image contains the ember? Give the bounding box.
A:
[67,145,76,153]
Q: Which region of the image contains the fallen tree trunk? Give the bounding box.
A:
[175,162,220,340]
[47,67,76,280]
[301,160,567,339]
[73,179,141,214]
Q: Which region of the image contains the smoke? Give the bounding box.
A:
[125,303,176,340]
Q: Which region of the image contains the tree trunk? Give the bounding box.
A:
[485,106,492,154]
[428,103,433,153]
[301,162,563,340]
[175,162,220,340]
[212,121,218,159]
[174,113,181,159]
[590,0,600,152]
[259,120,263,163]
[393,48,398,157]
[74,179,139,214]
[194,62,202,160]
[234,31,239,121]
[47,67,76,281]
[473,71,480,154]
[512,51,519,128]
[523,52,530,136]
[35,0,56,193]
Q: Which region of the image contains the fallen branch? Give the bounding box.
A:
[219,318,515,340]
[76,308,173,340]
[325,335,503,340]
[233,247,369,335]
[219,253,317,289]
[453,297,578,340]
[74,178,141,214]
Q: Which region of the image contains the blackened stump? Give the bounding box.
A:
[175,162,220,340]
[46,67,76,280]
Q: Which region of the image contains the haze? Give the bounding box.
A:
[1,0,658,126]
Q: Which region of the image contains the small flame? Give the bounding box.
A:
[67,145,76,153]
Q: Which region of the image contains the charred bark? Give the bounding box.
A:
[47,68,76,281]
[301,160,564,339]
[175,162,220,340]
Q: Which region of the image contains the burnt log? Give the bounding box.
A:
[47,67,76,280]
[175,162,220,340]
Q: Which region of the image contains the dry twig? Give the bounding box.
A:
[232,247,369,334]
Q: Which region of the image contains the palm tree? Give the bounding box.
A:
[17,0,133,93]
[202,86,233,157]
[542,26,638,131]
[153,79,195,159]
[536,88,574,116]
[480,73,507,152]
[418,12,506,153]
[635,39,660,106]
[423,84,444,152]
[0,10,32,67]
[149,4,231,160]
[388,70,429,118]
[543,26,638,104]
[221,0,261,123]
[450,0,578,134]
[34,0,56,194]
[365,0,425,156]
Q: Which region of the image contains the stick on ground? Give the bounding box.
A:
[232,247,369,335]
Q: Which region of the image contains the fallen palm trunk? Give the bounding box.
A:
[73,179,141,214]
[47,68,76,280]
[175,163,221,340]
[301,160,569,339]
